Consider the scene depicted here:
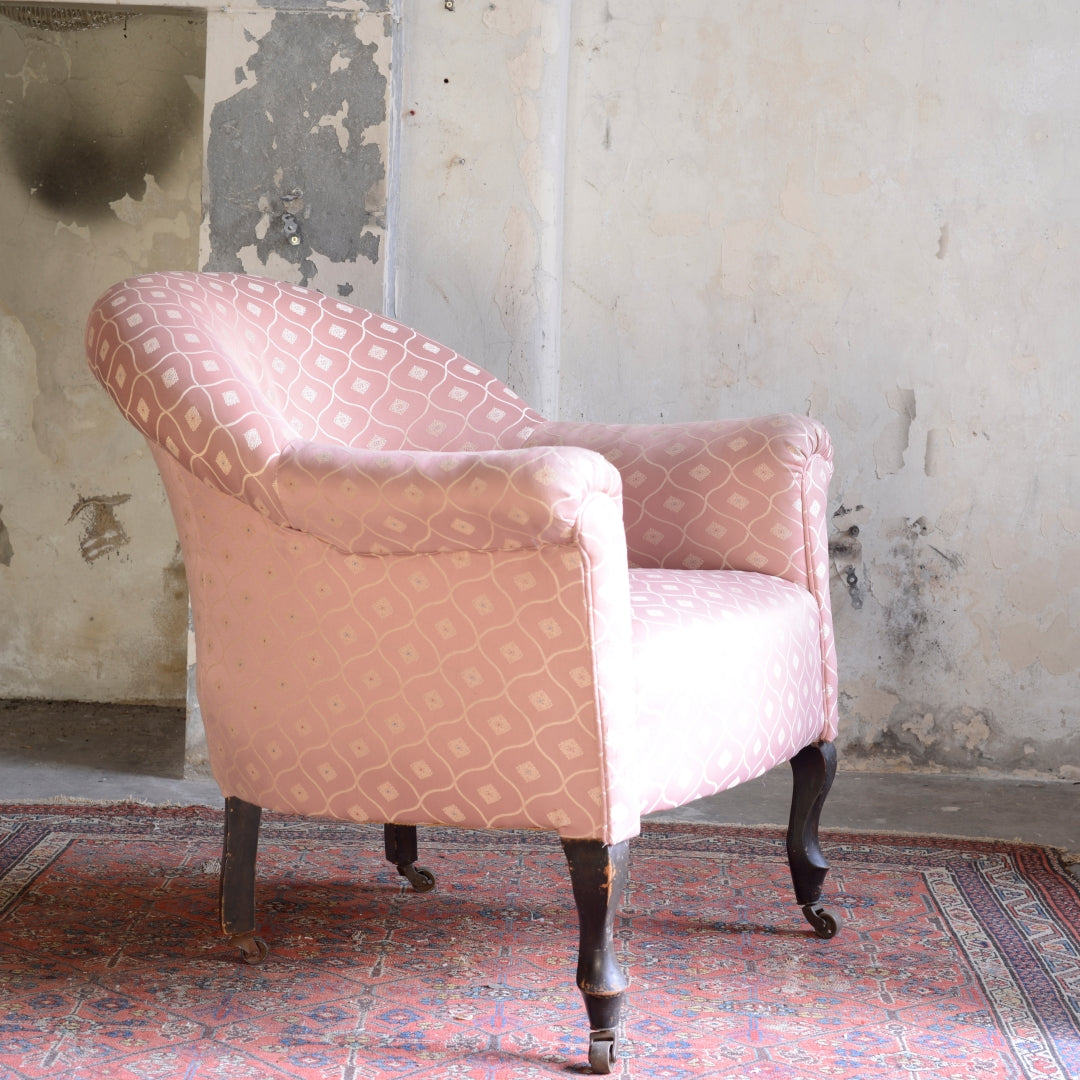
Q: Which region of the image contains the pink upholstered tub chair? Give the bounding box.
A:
[86,271,839,1074]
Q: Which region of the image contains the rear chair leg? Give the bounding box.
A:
[787,741,840,939]
[220,796,268,963]
[562,838,630,1075]
[383,824,436,892]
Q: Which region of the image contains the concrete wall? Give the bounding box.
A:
[393,0,571,416]
[395,1,1080,778]
[3,1,1078,780]
[0,11,205,702]
[582,2,1079,777]
[564,2,1080,777]
[0,2,395,715]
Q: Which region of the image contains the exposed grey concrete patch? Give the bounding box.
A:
[205,11,387,283]
[0,503,12,566]
[67,494,131,564]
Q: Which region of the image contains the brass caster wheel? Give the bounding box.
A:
[231,932,269,965]
[802,903,840,940]
[588,1028,618,1074]
[398,863,436,893]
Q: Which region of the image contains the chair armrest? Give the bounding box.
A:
[526,414,833,587]
[528,414,840,742]
[275,440,624,556]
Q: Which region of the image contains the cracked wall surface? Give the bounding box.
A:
[0,11,204,702]
[400,1,1080,779]
[557,1,1080,777]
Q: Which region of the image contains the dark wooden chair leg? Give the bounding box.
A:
[220,795,268,963]
[787,740,840,939]
[383,823,435,892]
[561,838,630,1075]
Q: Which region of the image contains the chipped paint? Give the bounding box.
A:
[923,428,952,478]
[204,10,388,297]
[67,494,132,564]
[847,700,1001,772]
[874,388,917,478]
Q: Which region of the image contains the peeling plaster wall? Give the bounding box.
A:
[5,1,1076,780]
[202,2,391,310]
[396,2,1080,779]
[0,3,395,712]
[0,12,205,702]
[561,1,1080,777]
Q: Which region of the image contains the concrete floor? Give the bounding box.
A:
[2,699,1079,863]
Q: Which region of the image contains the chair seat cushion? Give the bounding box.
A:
[630,568,826,816]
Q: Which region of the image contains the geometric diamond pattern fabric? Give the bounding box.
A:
[87,273,546,524]
[149,448,639,843]
[629,569,827,815]
[526,417,833,581]
[527,418,838,744]
[86,272,837,847]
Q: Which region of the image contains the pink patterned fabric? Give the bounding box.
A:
[276,441,622,555]
[87,272,544,523]
[527,418,839,743]
[86,272,837,846]
[630,569,827,815]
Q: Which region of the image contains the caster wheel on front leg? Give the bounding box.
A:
[802,903,840,940]
[588,1028,618,1074]
[398,863,436,892]
[230,932,269,965]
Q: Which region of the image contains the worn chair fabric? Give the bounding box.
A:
[86,271,840,1073]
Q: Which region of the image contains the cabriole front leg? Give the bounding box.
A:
[787,741,840,939]
[220,796,268,963]
[561,838,630,1075]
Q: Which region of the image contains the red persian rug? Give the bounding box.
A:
[0,804,1078,1079]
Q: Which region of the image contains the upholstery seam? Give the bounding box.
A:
[800,450,834,742]
[572,497,614,847]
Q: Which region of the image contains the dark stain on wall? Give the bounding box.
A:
[12,119,188,223]
[2,19,204,225]
[0,503,12,566]
[880,516,967,671]
[840,698,1036,772]
[67,494,131,563]
[205,12,387,282]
